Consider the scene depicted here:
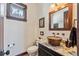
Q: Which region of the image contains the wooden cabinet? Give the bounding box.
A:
[38,44,63,56]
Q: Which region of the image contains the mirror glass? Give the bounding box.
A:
[49,4,72,30]
[51,7,68,28]
[51,7,68,29]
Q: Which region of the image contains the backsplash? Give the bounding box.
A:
[39,31,71,44]
[47,31,70,41]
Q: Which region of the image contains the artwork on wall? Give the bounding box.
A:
[6,3,27,21]
[39,17,45,28]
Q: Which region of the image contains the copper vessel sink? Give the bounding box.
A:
[47,36,62,46]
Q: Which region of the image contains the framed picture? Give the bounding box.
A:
[6,3,27,21]
[39,17,45,28]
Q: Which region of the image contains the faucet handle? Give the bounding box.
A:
[52,32,55,37]
[52,32,55,34]
[38,37,42,40]
[57,33,59,35]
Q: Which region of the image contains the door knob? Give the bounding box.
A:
[5,50,10,55]
[0,50,10,56]
[0,50,4,56]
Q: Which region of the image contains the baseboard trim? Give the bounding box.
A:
[16,51,28,56]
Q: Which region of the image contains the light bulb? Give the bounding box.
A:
[51,4,56,8]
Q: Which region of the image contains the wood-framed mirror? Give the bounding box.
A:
[49,4,73,30]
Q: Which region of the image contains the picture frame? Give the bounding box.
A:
[6,3,27,21]
[39,17,45,28]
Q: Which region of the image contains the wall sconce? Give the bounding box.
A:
[49,3,68,12]
[49,3,57,11]
[50,3,57,8]
[60,3,67,8]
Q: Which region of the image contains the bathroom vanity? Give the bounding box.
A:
[38,42,77,56]
[38,43,63,56]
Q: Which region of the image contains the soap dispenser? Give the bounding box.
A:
[65,39,71,48]
[65,39,69,47]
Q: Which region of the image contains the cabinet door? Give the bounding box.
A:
[38,44,63,56]
[38,47,52,56]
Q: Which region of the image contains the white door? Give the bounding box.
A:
[0,16,4,56]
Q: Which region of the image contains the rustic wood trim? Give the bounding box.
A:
[16,51,28,56]
[77,3,79,56]
[49,3,73,31]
